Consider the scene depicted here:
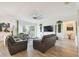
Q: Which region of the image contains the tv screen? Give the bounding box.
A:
[44,26,53,32]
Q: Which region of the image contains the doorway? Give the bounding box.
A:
[63,20,76,40]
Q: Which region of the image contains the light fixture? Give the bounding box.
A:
[32,13,43,20]
[30,10,44,20]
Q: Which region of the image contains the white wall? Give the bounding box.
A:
[77,26,79,43]
[77,26,79,47]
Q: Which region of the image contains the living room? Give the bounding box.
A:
[0,2,78,57]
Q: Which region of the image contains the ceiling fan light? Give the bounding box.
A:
[33,16,38,19]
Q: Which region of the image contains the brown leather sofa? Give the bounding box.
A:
[33,34,58,53]
[6,36,27,55]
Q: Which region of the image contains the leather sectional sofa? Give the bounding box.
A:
[6,33,58,55]
[33,34,58,53]
[6,36,27,55]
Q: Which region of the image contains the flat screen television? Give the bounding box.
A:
[44,26,53,32]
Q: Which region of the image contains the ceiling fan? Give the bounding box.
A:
[31,11,44,20]
[32,14,43,19]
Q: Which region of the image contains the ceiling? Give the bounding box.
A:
[0,2,77,23]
